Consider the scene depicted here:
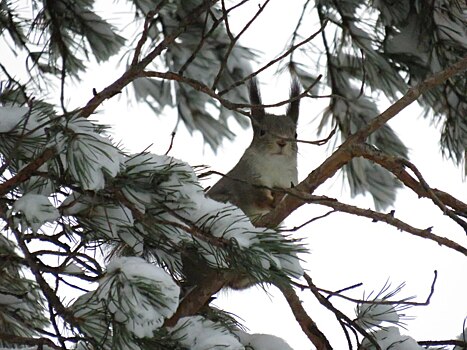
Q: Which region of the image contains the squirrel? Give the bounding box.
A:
[207,78,300,222]
[182,78,301,291]
[208,78,301,290]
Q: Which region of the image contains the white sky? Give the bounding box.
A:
[87,2,467,349]
[1,1,466,349]
[81,2,467,348]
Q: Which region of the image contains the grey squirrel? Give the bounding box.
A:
[207,78,300,221]
[182,79,301,292]
[194,78,301,290]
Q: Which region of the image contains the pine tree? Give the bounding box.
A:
[0,1,466,349]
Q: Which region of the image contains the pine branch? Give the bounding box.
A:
[202,168,466,255]
[257,55,467,227]
[0,147,55,196]
[78,0,219,118]
[350,143,467,215]
[164,270,228,327]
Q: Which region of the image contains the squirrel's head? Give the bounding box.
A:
[248,78,300,156]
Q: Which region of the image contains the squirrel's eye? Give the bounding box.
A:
[259,129,266,136]
[294,132,298,139]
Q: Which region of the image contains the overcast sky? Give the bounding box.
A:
[2,1,464,348]
[76,2,467,348]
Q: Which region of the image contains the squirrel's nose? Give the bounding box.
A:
[277,139,287,148]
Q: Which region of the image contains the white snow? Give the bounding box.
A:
[361,327,423,350]
[357,302,400,328]
[97,256,180,338]
[236,330,294,350]
[10,193,59,233]
[0,105,49,138]
[65,115,123,190]
[169,316,243,350]
[0,106,24,132]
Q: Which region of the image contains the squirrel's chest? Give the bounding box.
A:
[253,154,298,188]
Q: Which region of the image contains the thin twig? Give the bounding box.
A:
[130,3,166,66]
[212,0,270,89]
[278,210,336,232]
[319,271,438,307]
[218,23,327,95]
[165,131,176,155]
[304,273,382,350]
[178,0,249,75]
[399,158,467,232]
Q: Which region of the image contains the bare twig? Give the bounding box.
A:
[418,339,467,347]
[165,131,176,155]
[130,3,167,66]
[306,195,467,256]
[304,273,382,350]
[399,158,467,231]
[218,23,327,95]
[200,168,466,255]
[289,0,312,63]
[212,0,270,89]
[297,122,338,146]
[142,70,321,115]
[278,209,336,232]
[350,143,467,222]
[319,271,438,307]
[178,0,249,75]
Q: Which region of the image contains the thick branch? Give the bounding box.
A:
[164,271,228,327]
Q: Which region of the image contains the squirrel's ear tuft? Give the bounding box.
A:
[287,78,300,124]
[249,78,265,121]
